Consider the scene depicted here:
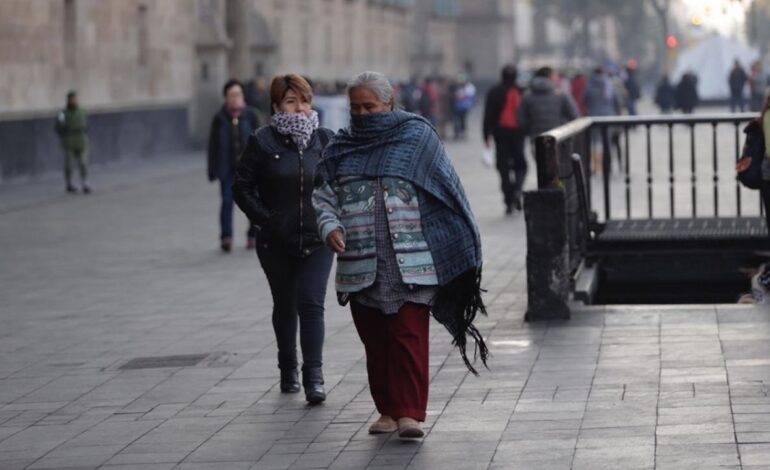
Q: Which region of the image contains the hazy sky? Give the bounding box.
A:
[678,0,749,36]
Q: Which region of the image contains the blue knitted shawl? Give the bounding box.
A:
[316,110,489,374]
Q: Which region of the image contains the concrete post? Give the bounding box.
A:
[524,189,571,321]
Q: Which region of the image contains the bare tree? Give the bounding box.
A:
[647,0,671,76]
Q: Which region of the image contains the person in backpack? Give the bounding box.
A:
[207,79,262,252]
[233,74,334,405]
[55,90,90,194]
[483,64,526,214]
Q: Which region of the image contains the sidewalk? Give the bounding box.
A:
[0,121,769,469]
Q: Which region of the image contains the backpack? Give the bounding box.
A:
[736,119,765,190]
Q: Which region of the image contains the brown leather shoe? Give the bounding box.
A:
[368,415,397,434]
[397,417,424,438]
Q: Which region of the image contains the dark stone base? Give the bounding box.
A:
[524,189,571,321]
[0,106,192,182]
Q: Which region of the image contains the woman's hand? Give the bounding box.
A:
[326,229,346,254]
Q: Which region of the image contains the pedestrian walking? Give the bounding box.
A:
[517,66,579,138]
[585,67,621,174]
[655,75,676,114]
[624,66,641,116]
[452,75,476,139]
[750,92,770,301]
[483,64,526,214]
[243,77,271,117]
[676,72,699,114]
[418,77,439,125]
[571,72,589,116]
[728,60,748,113]
[207,79,262,253]
[233,74,334,404]
[760,91,770,233]
[55,90,90,194]
[313,71,488,439]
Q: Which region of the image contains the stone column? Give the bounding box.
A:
[524,189,571,321]
[191,0,231,146]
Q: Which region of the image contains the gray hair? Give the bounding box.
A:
[346,71,394,104]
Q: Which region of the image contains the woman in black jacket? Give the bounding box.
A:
[233,74,334,404]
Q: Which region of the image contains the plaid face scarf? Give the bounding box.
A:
[270,110,319,150]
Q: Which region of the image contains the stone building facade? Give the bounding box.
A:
[0,0,518,181]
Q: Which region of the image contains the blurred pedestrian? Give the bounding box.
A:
[244,77,271,117]
[400,78,421,113]
[452,75,476,139]
[571,72,589,116]
[207,79,262,253]
[233,74,334,404]
[435,76,451,139]
[655,75,675,114]
[418,77,439,125]
[585,67,621,174]
[624,66,641,116]
[749,61,766,112]
[55,90,90,194]
[676,72,699,114]
[760,91,770,232]
[518,66,579,138]
[313,71,487,439]
[483,64,526,214]
[728,60,748,113]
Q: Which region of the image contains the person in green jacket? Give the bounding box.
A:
[55,90,90,194]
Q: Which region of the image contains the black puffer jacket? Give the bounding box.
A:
[518,77,578,137]
[233,125,334,257]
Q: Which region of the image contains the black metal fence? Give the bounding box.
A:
[534,112,760,272]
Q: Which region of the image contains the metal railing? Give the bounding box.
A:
[534,112,760,270]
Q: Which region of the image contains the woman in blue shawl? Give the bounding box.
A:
[313,71,488,439]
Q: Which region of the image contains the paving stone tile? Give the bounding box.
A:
[2,120,770,470]
[655,443,740,467]
[572,445,654,470]
[740,444,770,467]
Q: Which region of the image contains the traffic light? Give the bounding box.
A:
[666,35,678,49]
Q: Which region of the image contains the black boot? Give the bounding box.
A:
[302,367,326,404]
[280,368,300,393]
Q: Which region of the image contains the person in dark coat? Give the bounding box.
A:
[655,75,676,114]
[233,74,334,405]
[208,79,262,252]
[729,60,748,112]
[624,66,641,116]
[676,72,699,114]
[483,64,526,214]
[517,66,579,139]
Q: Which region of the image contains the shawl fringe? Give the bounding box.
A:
[432,268,489,375]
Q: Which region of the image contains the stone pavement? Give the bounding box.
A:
[1,112,770,469]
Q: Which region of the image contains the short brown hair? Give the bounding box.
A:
[269,74,313,110]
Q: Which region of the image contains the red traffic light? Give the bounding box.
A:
[666,35,678,48]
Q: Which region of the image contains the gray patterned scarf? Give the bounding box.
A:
[271,111,319,150]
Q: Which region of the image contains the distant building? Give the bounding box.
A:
[0,0,526,181]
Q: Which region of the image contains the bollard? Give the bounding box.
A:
[524,189,571,321]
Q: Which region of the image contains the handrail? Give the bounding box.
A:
[538,112,758,145]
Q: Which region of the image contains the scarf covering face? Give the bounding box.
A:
[271,110,319,150]
[316,110,488,374]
